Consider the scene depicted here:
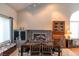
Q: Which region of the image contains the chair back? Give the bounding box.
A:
[30,44,41,56]
[42,44,52,56]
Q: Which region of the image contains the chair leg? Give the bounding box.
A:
[58,51,60,56]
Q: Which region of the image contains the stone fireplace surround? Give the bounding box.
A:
[27,30,52,42]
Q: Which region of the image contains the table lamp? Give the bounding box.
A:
[65,30,71,39]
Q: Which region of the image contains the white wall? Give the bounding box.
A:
[18,3,79,31]
[0,4,17,29]
[17,4,68,30]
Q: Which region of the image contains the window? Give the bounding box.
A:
[70,11,79,39]
[0,16,11,43]
[70,21,79,39]
[0,17,4,43]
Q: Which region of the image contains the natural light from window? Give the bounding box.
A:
[0,16,11,43]
[70,11,79,39]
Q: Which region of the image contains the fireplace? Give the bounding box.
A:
[27,30,52,42]
[32,33,47,41]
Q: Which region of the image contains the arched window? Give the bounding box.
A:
[70,11,79,39]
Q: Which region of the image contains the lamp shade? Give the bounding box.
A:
[65,30,71,39]
[66,30,71,34]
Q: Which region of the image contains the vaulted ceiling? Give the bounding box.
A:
[6,3,49,12]
[6,3,79,14]
[6,3,32,11]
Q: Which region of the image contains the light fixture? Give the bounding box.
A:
[33,3,36,8]
[65,30,71,39]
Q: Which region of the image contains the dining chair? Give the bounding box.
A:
[42,44,52,56]
[30,44,41,56]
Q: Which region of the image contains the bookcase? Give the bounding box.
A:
[52,21,65,48]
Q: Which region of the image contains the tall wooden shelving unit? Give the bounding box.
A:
[52,21,66,48]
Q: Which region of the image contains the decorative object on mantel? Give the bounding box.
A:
[19,27,25,30]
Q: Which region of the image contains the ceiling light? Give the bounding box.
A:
[33,4,36,7]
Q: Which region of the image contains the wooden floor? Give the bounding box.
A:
[9,48,79,56]
[10,48,18,56]
[69,48,79,55]
[62,48,79,56]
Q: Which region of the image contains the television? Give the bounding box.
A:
[0,16,11,44]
